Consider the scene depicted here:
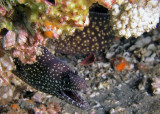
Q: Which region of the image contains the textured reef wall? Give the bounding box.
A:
[0,0,160,113]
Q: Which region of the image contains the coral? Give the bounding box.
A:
[1,0,91,38]
[3,28,45,64]
[110,0,160,38]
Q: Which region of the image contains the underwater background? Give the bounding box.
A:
[0,0,160,114]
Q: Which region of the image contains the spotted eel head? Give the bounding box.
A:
[38,47,90,110]
[58,70,89,110]
[61,70,87,91]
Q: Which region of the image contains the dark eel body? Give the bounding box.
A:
[12,46,89,110]
[52,12,115,55]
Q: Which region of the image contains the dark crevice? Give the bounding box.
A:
[47,0,55,5]
[89,3,108,13]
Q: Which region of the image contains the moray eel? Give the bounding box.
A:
[12,46,89,110]
[52,12,115,55]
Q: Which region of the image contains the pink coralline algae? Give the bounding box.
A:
[0,6,6,16]
[3,27,46,64]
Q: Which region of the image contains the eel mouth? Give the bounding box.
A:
[59,90,90,110]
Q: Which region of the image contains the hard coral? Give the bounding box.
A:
[110,0,160,38]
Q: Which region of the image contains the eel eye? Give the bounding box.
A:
[62,77,70,85]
